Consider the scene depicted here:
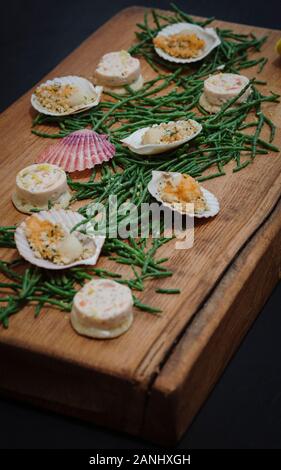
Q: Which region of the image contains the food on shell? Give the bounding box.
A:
[23,216,95,265]
[71,279,134,339]
[94,50,143,95]
[15,209,105,270]
[121,119,202,155]
[148,171,220,218]
[12,163,71,214]
[199,73,251,113]
[153,22,221,63]
[154,32,205,59]
[37,129,116,172]
[31,76,103,116]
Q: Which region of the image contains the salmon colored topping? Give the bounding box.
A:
[153,33,205,59]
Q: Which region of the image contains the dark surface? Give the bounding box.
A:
[1,0,281,449]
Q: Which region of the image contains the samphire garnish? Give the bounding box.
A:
[0,4,279,326]
[0,234,169,326]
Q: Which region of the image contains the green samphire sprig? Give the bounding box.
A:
[0,4,279,326]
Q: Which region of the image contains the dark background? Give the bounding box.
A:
[1,0,281,449]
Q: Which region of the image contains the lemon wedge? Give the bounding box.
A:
[276,38,281,55]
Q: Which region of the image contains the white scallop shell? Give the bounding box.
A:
[120,119,202,156]
[31,76,103,116]
[15,209,105,270]
[148,171,220,218]
[154,22,221,64]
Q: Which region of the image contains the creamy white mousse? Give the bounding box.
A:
[94,51,143,94]
[12,163,71,214]
[199,73,251,113]
[103,74,144,96]
[71,279,134,339]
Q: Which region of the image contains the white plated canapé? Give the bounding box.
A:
[71,279,134,339]
[148,171,220,218]
[31,76,103,116]
[15,209,105,270]
[12,163,71,214]
[121,120,202,156]
[153,22,221,64]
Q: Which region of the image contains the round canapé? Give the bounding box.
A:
[71,279,134,339]
[12,163,71,214]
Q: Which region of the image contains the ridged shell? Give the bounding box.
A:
[15,209,105,270]
[31,76,103,116]
[154,22,221,64]
[37,129,116,172]
[121,120,202,156]
[148,171,220,218]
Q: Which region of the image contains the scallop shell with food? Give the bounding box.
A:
[37,129,116,172]
[15,209,105,270]
[148,171,220,218]
[121,119,202,156]
[153,22,221,64]
[31,76,103,116]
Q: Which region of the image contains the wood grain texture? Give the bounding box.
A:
[0,6,280,444]
[142,199,281,444]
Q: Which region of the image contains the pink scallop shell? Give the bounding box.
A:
[37,129,116,172]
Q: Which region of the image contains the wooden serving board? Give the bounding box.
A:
[0,7,280,445]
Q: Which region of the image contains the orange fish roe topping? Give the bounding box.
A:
[160,174,206,212]
[24,216,65,261]
[153,32,205,59]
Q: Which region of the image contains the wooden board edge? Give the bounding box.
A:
[0,5,280,444]
[0,342,146,436]
[1,200,279,445]
[141,198,281,445]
